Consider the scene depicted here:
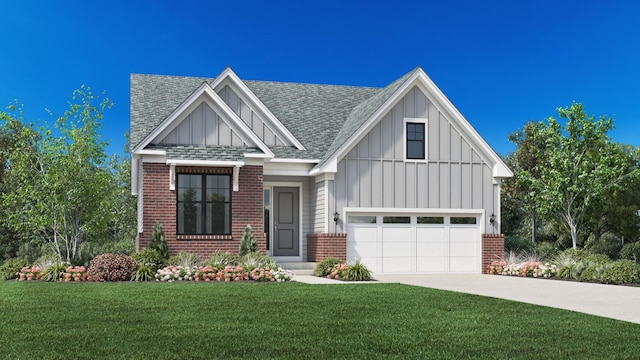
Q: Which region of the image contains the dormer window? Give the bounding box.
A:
[405,119,427,160]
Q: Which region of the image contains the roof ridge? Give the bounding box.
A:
[243,79,380,90]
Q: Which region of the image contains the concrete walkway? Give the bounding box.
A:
[294,274,640,324]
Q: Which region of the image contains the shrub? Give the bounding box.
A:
[579,263,610,283]
[620,242,640,263]
[0,258,28,280]
[239,224,257,256]
[16,266,41,281]
[504,236,533,253]
[131,248,165,271]
[149,222,169,259]
[554,250,586,280]
[98,238,135,255]
[600,260,640,285]
[62,266,88,282]
[238,252,276,272]
[313,257,341,277]
[205,251,238,268]
[168,252,201,268]
[131,264,156,282]
[34,253,61,272]
[40,263,68,282]
[342,260,372,281]
[535,242,559,262]
[87,253,138,282]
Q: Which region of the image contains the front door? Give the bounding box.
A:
[273,187,299,257]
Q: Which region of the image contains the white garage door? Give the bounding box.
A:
[346,214,481,274]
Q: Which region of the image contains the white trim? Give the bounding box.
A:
[169,164,176,191]
[135,149,166,156]
[232,166,240,192]
[211,68,306,151]
[323,179,329,233]
[131,157,139,195]
[264,181,304,262]
[269,158,320,163]
[244,153,272,158]
[403,117,428,162]
[166,159,244,167]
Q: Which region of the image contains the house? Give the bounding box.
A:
[130,67,512,274]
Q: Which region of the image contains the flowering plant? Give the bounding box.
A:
[500,261,557,278]
[489,260,507,275]
[156,265,293,282]
[155,265,196,282]
[270,268,294,282]
[17,266,41,281]
[327,263,350,280]
[63,266,89,282]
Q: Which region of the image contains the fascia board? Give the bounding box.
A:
[166,159,245,167]
[211,68,306,151]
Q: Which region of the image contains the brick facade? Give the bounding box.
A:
[137,163,265,259]
[307,233,347,262]
[482,233,505,274]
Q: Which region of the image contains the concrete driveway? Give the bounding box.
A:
[295,274,640,324]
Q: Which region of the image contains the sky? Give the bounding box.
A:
[1,0,639,157]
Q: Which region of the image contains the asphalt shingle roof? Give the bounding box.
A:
[149,145,260,162]
[130,68,419,165]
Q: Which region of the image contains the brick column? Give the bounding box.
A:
[482,234,505,274]
[307,233,347,262]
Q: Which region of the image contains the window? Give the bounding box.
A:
[383,216,410,224]
[177,174,231,235]
[417,216,444,224]
[450,217,477,225]
[348,215,377,224]
[406,122,425,159]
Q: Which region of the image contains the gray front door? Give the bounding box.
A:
[273,187,299,256]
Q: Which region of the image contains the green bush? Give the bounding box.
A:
[535,242,559,262]
[620,242,640,262]
[131,248,165,271]
[0,258,28,280]
[238,252,276,272]
[239,225,257,257]
[582,253,610,265]
[168,252,200,268]
[314,257,342,277]
[87,253,138,282]
[34,253,61,272]
[342,260,372,281]
[205,251,239,268]
[600,260,640,285]
[98,239,135,255]
[130,264,155,282]
[504,236,533,253]
[553,251,584,280]
[579,263,610,283]
[149,222,169,259]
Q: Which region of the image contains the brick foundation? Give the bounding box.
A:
[137,163,265,259]
[482,233,505,274]
[307,233,347,262]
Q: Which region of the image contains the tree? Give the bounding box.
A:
[1,86,113,262]
[239,224,257,256]
[519,103,640,249]
[149,222,169,259]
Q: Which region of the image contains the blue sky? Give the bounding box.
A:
[1,0,639,156]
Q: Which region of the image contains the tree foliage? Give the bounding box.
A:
[515,103,640,249]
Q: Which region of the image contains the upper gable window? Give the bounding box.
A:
[405,119,427,160]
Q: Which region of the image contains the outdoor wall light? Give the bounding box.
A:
[489,213,496,226]
[333,211,340,223]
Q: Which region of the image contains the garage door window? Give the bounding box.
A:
[450,217,477,225]
[348,215,377,224]
[417,216,444,224]
[383,216,410,224]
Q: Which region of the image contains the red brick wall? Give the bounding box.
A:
[482,234,505,274]
[307,233,347,262]
[138,163,265,259]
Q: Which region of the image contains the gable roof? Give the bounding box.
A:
[130,67,512,178]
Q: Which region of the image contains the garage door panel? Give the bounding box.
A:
[450,257,478,273]
[450,242,476,257]
[417,257,446,272]
[417,242,446,256]
[416,227,445,241]
[382,257,412,273]
[450,227,477,243]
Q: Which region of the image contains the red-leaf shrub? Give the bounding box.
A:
[87,253,138,282]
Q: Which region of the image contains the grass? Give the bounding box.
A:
[1,281,639,359]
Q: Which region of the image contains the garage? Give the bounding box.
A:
[346,212,482,274]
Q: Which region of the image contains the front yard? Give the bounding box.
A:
[1,281,639,359]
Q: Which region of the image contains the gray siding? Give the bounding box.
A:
[218,85,289,147]
[154,102,247,146]
[313,180,326,233]
[334,86,497,231]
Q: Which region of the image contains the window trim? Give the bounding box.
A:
[176,173,232,236]
[403,118,428,161]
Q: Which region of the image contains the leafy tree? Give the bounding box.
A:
[518,103,640,249]
[1,86,113,262]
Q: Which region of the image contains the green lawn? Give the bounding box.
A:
[1,281,638,359]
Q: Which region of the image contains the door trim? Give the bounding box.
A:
[264,182,303,262]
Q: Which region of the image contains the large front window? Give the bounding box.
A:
[177,174,231,235]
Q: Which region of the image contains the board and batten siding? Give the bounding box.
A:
[154,102,247,146]
[333,86,497,231]
[218,85,288,147]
